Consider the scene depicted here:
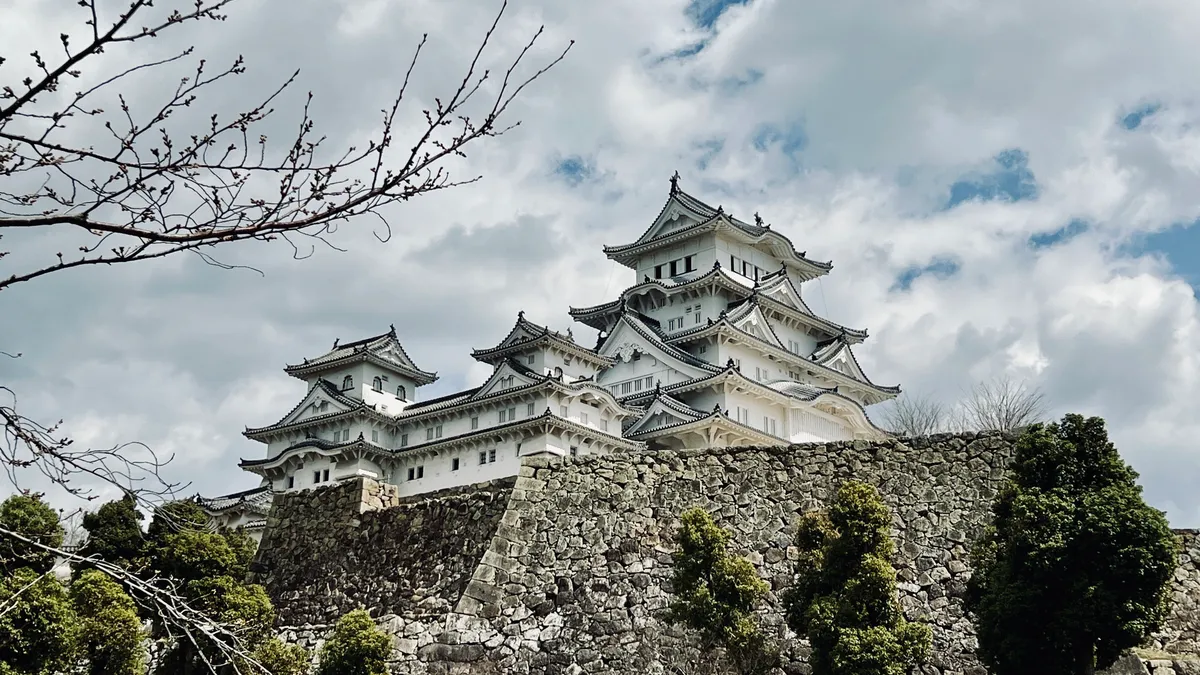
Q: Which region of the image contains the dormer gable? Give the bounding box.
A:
[623,394,706,437]
[285,325,437,386]
[757,269,814,314]
[597,313,718,381]
[468,359,546,400]
[726,301,784,349]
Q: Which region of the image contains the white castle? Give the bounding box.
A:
[198,175,899,539]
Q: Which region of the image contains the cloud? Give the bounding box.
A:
[5,0,1200,527]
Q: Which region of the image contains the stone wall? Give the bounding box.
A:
[252,477,516,626]
[253,433,1200,674]
[1152,530,1200,655]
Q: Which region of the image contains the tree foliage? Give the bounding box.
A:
[315,609,392,675]
[965,414,1177,675]
[0,494,63,573]
[248,637,312,675]
[667,508,775,675]
[81,493,145,569]
[783,481,931,675]
[0,567,78,675]
[70,570,146,675]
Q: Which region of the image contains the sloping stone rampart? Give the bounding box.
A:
[252,432,1200,674]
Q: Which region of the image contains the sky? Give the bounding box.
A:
[4,0,1200,524]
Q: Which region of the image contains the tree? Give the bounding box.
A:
[81,493,145,569]
[2,1,569,662]
[667,508,775,675]
[0,493,63,573]
[783,481,931,675]
[247,638,311,675]
[70,570,147,675]
[315,609,392,675]
[965,414,1177,675]
[0,567,78,675]
[881,394,947,437]
[952,375,1047,432]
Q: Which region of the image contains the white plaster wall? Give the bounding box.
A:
[597,355,692,394]
[771,323,819,357]
[550,392,618,435]
[715,236,783,284]
[393,393,549,449]
[718,342,790,383]
[388,437,525,496]
[633,233,716,280]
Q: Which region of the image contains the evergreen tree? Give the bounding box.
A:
[966,414,1177,675]
[0,493,64,573]
[81,494,145,569]
[248,637,311,675]
[783,481,931,675]
[0,567,78,675]
[70,570,146,675]
[315,609,392,675]
[667,507,775,675]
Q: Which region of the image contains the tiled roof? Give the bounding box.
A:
[284,326,436,384]
[472,313,614,367]
[196,485,273,515]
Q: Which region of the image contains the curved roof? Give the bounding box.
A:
[471,312,614,368]
[196,485,273,516]
[285,325,437,385]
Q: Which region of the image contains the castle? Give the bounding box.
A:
[199,175,900,539]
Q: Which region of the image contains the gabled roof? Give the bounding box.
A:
[243,379,368,440]
[596,311,721,377]
[756,266,815,315]
[240,437,391,476]
[624,402,782,445]
[471,312,614,368]
[195,485,273,516]
[468,358,546,400]
[811,336,897,393]
[284,325,437,385]
[724,297,785,349]
[601,176,832,280]
[622,392,708,437]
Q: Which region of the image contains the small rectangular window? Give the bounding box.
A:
[400,433,408,447]
[313,471,321,484]
[507,407,516,420]
[287,476,295,489]
[407,467,415,481]
[570,446,578,457]
[644,376,653,389]
[685,306,692,313]
[342,429,350,441]
[654,264,664,279]
[685,255,695,272]
[634,379,643,391]
[580,412,589,424]
[434,424,443,439]
[669,260,678,276]
[426,427,434,440]
[371,429,379,442]
[560,405,568,417]
[526,402,535,416]
[516,442,522,457]
[498,409,507,423]
[417,466,424,479]
[621,382,632,394]
[695,312,702,324]
[730,255,737,269]
[322,469,329,482]
[471,416,479,430]
[479,451,487,465]
[527,354,535,365]
[488,449,496,463]
[452,458,460,471]
[699,344,707,353]
[601,419,609,432]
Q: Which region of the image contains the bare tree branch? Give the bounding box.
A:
[882,394,947,437]
[952,375,1048,433]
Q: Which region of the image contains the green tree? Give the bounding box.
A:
[965,414,1177,675]
[248,637,311,675]
[0,567,78,675]
[315,609,392,675]
[667,507,775,675]
[70,570,146,675]
[81,494,145,569]
[783,481,931,675]
[0,494,64,573]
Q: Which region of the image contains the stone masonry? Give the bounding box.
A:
[251,432,1200,674]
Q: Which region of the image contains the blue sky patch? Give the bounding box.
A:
[1121,102,1162,130]
[695,138,725,171]
[553,155,595,187]
[687,0,752,29]
[945,148,1039,209]
[1029,218,1089,249]
[891,257,962,292]
[1128,220,1200,294]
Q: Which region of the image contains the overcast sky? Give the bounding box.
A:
[4,0,1200,524]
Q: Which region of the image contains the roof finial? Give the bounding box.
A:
[518,310,525,320]
[388,323,396,335]
[754,211,763,227]
[655,381,662,395]
[716,204,724,215]
[567,327,574,340]
[713,260,721,269]
[332,338,339,348]
[669,170,680,193]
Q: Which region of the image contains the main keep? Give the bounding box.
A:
[200,176,900,537]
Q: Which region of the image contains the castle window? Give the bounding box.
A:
[396,385,406,399]
[695,311,702,324]
[471,416,479,430]
[526,402,535,416]
[434,424,443,439]
[507,407,516,421]
[669,260,679,276]
[372,377,382,391]
[488,449,496,463]
[287,475,295,489]
[553,366,563,378]
[341,429,350,442]
[313,471,320,484]
[452,458,460,471]
[621,382,632,395]
[654,264,664,279]
[371,429,379,443]
[498,409,507,423]
[407,467,415,481]
[685,255,695,272]
[527,354,535,365]
[634,379,643,391]
[479,451,487,465]
[570,446,578,457]
[342,375,353,390]
[426,427,434,440]
[516,443,522,457]
[400,433,408,447]
[418,466,424,478]
[560,405,568,417]
[323,469,329,482]
[643,376,653,389]
[601,419,609,432]
[580,412,588,424]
